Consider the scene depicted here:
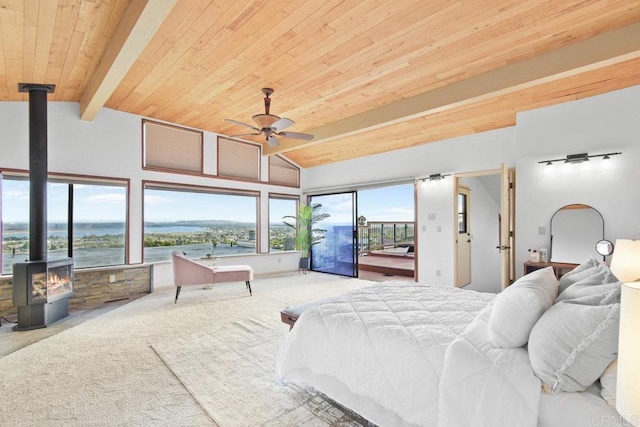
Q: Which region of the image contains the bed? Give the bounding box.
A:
[276,258,626,427]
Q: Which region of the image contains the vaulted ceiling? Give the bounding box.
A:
[2,0,640,168]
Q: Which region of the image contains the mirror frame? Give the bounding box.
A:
[549,204,604,263]
[595,239,614,257]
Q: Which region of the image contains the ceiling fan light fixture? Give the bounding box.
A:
[267,135,279,147]
[252,113,280,129]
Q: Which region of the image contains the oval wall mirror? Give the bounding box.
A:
[550,204,604,264]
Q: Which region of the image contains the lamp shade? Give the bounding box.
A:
[610,239,640,282]
[617,282,640,426]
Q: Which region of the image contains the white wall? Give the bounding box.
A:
[0,102,302,281]
[304,84,640,287]
[514,85,640,273]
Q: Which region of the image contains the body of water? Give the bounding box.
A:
[4,225,208,239]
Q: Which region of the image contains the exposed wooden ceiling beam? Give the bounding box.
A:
[79,0,177,121]
[265,21,640,156]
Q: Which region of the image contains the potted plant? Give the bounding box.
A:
[283,202,330,273]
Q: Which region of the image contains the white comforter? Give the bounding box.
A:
[438,302,542,427]
[276,283,495,426]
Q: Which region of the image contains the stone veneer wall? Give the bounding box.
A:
[0,265,151,320]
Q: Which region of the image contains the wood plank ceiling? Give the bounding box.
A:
[2,0,640,168]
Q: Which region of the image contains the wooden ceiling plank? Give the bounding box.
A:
[32,0,59,84]
[47,0,82,101]
[57,29,86,101]
[80,0,178,120]
[0,0,24,100]
[73,0,121,101]
[21,0,37,85]
[264,20,640,156]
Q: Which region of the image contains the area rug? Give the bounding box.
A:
[0,272,375,426]
[152,316,370,426]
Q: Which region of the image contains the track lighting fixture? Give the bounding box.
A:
[538,152,621,165]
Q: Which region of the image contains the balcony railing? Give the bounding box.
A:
[358,221,414,253]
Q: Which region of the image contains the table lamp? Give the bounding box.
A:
[613,239,640,426]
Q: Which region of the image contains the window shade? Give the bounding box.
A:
[269,155,299,187]
[217,137,260,181]
[144,120,202,173]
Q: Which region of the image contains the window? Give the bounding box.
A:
[458,192,468,234]
[143,183,259,263]
[1,174,128,274]
[2,177,29,274]
[269,155,299,187]
[217,137,261,181]
[269,195,298,252]
[69,182,127,268]
[143,120,203,173]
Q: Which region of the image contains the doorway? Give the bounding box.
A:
[309,192,358,277]
[308,182,416,280]
[455,186,471,287]
[454,165,514,292]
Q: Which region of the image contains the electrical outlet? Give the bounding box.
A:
[436,225,442,233]
[109,274,116,283]
[421,225,427,232]
[277,258,281,263]
[538,226,546,235]
[436,270,441,277]
[428,213,436,220]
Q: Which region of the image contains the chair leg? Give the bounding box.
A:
[174,286,181,303]
[246,281,252,296]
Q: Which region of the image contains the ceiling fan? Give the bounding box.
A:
[225,88,314,147]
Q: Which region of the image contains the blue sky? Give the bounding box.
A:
[2,180,128,223]
[312,183,414,224]
[2,179,413,224]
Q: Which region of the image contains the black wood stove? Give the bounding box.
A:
[12,83,75,331]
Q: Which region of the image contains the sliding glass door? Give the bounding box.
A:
[309,192,357,277]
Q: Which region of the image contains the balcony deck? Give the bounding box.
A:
[358,252,415,281]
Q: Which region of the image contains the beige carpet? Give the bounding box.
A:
[0,272,375,426]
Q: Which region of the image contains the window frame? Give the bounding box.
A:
[268,193,300,253]
[142,180,261,262]
[1,169,130,273]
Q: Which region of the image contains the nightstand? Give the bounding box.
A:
[523,261,579,279]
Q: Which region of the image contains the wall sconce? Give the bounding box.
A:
[611,239,640,426]
[538,151,621,165]
[419,173,451,182]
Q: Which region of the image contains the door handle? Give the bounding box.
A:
[496,245,511,253]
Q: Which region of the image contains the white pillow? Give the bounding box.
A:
[488,267,558,348]
[555,267,620,304]
[600,359,617,407]
[557,257,602,294]
[528,301,620,393]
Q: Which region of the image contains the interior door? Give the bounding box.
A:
[309,192,358,277]
[455,186,471,287]
[499,163,514,289]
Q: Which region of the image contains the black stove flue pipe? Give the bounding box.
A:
[18,83,56,263]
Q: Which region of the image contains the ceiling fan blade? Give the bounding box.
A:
[225,119,260,132]
[271,117,294,131]
[267,135,279,147]
[278,131,314,141]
